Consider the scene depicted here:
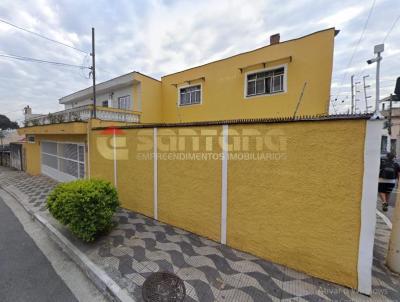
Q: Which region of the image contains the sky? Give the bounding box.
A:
[0,0,399,123]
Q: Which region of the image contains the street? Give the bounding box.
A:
[0,191,107,302]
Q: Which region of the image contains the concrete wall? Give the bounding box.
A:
[89,118,370,289]
[227,121,365,288]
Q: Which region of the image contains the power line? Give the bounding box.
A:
[332,0,376,106]
[0,53,89,69]
[0,18,88,54]
[383,13,400,43]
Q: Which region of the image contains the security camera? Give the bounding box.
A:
[367,58,378,64]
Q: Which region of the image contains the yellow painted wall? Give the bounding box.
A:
[88,130,115,185]
[135,73,162,123]
[161,28,335,123]
[116,128,154,217]
[18,122,88,135]
[86,118,366,288]
[23,142,40,175]
[227,120,365,288]
[157,126,222,241]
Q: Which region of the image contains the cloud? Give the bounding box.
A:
[0,0,399,122]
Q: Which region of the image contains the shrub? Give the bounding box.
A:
[47,179,119,242]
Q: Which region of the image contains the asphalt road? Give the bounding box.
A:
[0,195,78,302]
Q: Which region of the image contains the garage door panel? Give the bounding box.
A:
[41,141,85,182]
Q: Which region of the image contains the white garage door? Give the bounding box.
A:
[41,141,85,182]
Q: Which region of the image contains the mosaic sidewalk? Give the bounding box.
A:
[0,166,399,301]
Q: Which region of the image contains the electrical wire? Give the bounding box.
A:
[331,0,376,109]
[0,18,88,54]
[0,53,90,69]
[383,13,400,43]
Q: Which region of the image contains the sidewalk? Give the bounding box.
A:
[0,166,399,302]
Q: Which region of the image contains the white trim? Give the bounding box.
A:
[41,151,83,164]
[113,129,117,188]
[221,125,228,244]
[358,119,383,295]
[243,64,288,99]
[41,139,85,145]
[153,128,158,220]
[41,165,77,182]
[177,83,203,107]
[376,209,392,229]
[40,141,86,182]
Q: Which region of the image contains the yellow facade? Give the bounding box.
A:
[161,28,335,123]
[227,120,365,288]
[157,126,222,241]
[18,27,369,290]
[116,128,154,217]
[134,73,162,123]
[87,118,367,288]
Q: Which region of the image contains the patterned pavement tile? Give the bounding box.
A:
[1,166,399,302]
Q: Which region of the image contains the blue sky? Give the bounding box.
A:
[0,0,399,123]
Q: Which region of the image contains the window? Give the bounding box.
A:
[102,100,108,107]
[27,135,35,143]
[246,67,285,97]
[179,85,201,106]
[117,95,131,110]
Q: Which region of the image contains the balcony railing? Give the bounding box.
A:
[24,105,140,126]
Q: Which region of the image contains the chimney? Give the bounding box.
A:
[270,33,280,45]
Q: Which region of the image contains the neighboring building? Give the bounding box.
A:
[20,27,338,182]
[382,106,400,156]
[0,129,24,146]
[23,105,44,121]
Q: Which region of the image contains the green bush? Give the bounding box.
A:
[47,179,119,242]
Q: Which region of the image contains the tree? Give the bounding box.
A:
[0,114,19,129]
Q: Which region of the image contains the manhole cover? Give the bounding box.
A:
[142,272,186,302]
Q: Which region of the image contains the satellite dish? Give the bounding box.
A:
[395,77,400,95]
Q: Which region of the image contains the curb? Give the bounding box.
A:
[0,185,135,302]
[376,209,393,229]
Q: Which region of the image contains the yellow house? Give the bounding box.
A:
[162,28,337,122]
[15,27,384,294]
[19,26,337,189]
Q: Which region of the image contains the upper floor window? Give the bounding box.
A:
[117,95,131,110]
[179,85,201,106]
[102,100,108,107]
[246,67,285,97]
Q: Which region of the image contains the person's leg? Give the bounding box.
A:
[379,192,387,204]
[383,193,389,211]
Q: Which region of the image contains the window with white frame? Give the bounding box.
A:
[246,67,285,97]
[179,85,201,106]
[117,95,131,110]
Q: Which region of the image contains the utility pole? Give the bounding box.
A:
[363,75,372,113]
[368,44,384,119]
[91,27,97,119]
[388,94,393,135]
[351,75,355,114]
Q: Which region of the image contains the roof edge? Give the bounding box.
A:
[92,113,372,130]
[161,27,336,79]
